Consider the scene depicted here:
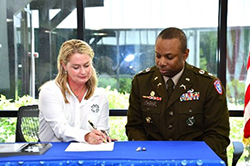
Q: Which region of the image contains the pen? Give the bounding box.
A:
[88,120,97,129]
[88,120,107,143]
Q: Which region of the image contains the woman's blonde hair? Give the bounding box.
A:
[55,39,97,103]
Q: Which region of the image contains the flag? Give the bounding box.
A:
[243,52,250,145]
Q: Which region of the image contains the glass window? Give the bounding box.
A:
[0,0,77,99]
[85,0,219,108]
[227,0,250,110]
[32,1,77,98]
[1,0,248,112]
[0,1,249,156]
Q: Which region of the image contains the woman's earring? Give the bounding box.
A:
[65,70,68,74]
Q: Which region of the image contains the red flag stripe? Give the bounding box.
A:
[244,120,250,138]
[244,98,250,124]
[244,53,250,139]
[244,84,250,113]
[248,52,250,70]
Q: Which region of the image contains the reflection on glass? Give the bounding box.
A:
[3,0,249,111]
[227,0,250,111]
[31,0,77,98]
[85,0,218,108]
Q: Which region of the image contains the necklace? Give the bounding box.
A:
[73,86,87,99]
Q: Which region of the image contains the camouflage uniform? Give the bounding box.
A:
[126,62,230,163]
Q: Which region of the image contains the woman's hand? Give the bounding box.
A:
[85,129,109,144]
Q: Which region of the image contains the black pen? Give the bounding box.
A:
[88,120,97,129]
[88,120,107,143]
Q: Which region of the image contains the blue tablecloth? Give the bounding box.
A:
[0,141,225,166]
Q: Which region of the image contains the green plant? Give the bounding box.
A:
[118,78,132,94]
[0,93,249,165]
[0,94,38,142]
[0,94,38,110]
[105,86,129,109]
[109,117,127,141]
[0,95,15,110]
[226,79,245,105]
[0,118,16,142]
[0,88,130,143]
[98,77,117,92]
[98,77,132,94]
[227,117,248,166]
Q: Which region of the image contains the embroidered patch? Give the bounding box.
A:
[214,79,222,95]
[91,104,100,113]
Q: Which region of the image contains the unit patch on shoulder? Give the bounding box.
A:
[214,79,223,95]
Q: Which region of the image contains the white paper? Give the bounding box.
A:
[65,142,114,152]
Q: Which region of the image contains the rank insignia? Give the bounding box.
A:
[142,95,162,101]
[186,116,195,126]
[145,68,151,72]
[199,70,205,74]
[214,79,222,95]
[157,83,162,87]
[180,84,186,90]
[180,90,200,101]
[91,104,100,113]
[146,117,152,123]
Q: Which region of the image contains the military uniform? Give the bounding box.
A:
[125,62,230,163]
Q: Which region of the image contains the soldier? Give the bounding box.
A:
[125,27,230,164]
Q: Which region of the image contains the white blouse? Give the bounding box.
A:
[38,80,110,142]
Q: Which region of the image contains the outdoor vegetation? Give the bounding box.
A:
[0,87,249,165]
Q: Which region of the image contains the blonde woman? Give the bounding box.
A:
[39,39,111,144]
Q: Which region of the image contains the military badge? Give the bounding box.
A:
[214,79,222,95]
[143,100,157,107]
[142,95,162,101]
[157,83,162,87]
[91,104,100,113]
[199,70,205,74]
[187,89,194,93]
[186,116,195,126]
[146,117,152,123]
[180,84,186,90]
[150,91,155,96]
[180,89,200,101]
[145,68,151,72]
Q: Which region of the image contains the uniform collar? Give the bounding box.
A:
[163,65,185,85]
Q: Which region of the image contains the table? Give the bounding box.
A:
[0,141,225,166]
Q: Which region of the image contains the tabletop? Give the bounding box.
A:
[0,141,225,166]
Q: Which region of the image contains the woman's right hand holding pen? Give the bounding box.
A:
[85,129,110,144]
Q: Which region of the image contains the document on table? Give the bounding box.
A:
[65,142,114,152]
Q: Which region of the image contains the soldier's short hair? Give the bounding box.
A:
[157,27,187,53]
